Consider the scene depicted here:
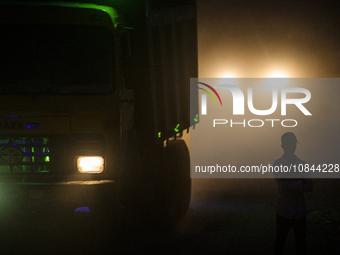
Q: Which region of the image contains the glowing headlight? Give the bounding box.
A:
[77,156,104,173]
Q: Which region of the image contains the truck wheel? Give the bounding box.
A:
[160,139,191,224]
[117,137,191,232]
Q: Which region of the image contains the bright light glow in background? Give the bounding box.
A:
[191,0,340,194]
[264,70,290,88]
[221,73,237,78]
[266,70,289,78]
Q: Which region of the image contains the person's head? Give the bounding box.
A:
[281,132,298,155]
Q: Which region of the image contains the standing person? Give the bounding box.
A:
[273,132,313,255]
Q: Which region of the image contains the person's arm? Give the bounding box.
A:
[275,178,305,191]
[274,159,313,192]
[302,178,313,192]
[273,161,304,191]
[301,164,313,192]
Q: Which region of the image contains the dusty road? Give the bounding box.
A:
[0,179,339,254]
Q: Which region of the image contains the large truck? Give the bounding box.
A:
[0,0,198,228]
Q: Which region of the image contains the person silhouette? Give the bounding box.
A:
[273,132,313,255]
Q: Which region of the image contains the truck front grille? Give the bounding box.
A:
[0,135,51,173]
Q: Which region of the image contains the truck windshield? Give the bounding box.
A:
[0,24,115,95]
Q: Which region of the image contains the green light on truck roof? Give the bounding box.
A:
[158,132,161,138]
[2,2,120,25]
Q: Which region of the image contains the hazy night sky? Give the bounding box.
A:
[190,0,340,182]
[197,0,340,78]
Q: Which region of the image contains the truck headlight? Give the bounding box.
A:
[77,156,104,173]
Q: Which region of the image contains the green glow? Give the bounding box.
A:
[32,147,34,153]
[23,156,30,163]
[194,114,199,122]
[45,156,50,162]
[3,2,120,25]
[174,124,180,132]
[158,132,161,138]
[22,166,30,173]
[32,156,35,163]
[0,166,10,173]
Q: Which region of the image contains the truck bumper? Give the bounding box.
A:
[0,180,116,219]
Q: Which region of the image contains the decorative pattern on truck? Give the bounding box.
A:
[0,136,51,173]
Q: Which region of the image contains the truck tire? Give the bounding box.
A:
[161,139,191,224]
[117,137,191,232]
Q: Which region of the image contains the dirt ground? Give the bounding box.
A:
[0,178,339,254]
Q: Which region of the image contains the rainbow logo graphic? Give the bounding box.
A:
[197,82,222,115]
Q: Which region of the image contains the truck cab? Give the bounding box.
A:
[0,0,197,227]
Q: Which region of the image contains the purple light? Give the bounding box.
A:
[34,152,51,155]
[74,207,90,212]
[26,123,42,129]
[0,115,33,118]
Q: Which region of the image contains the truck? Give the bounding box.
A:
[0,0,198,229]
